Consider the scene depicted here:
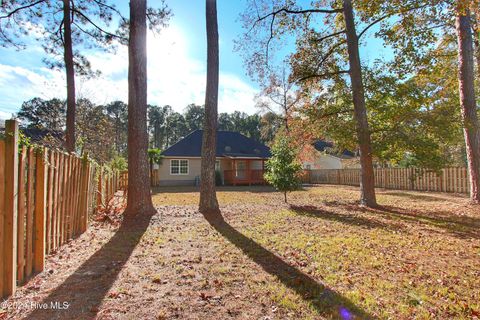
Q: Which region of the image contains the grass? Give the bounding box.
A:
[5,185,479,320]
[151,185,480,319]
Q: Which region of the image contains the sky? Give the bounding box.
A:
[0,0,390,120]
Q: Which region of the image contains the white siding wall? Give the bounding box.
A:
[158,157,202,186]
[302,153,343,169]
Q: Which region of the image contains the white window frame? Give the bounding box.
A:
[170,159,189,175]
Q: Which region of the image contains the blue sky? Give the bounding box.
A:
[0,0,390,120]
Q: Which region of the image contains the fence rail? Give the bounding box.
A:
[1,120,122,299]
[303,167,469,194]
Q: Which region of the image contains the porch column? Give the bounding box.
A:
[262,159,265,185]
[246,159,251,186]
[233,159,236,186]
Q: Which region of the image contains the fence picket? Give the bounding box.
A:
[17,146,26,284]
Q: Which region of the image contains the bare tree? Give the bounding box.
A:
[124,0,155,216]
[199,0,220,214]
[255,61,300,132]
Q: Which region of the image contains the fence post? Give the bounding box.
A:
[0,138,5,296]
[2,120,19,297]
[34,148,47,273]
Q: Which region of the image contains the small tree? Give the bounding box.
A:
[264,135,302,203]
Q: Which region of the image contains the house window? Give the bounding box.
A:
[215,160,220,171]
[170,159,189,175]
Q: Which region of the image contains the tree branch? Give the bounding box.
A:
[357,3,431,40]
[71,8,127,41]
[257,7,342,24]
[295,69,350,82]
[0,0,46,19]
[92,0,127,24]
[311,30,346,43]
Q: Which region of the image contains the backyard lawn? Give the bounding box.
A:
[2,185,480,319]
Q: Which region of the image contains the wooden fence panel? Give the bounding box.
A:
[1,121,125,299]
[304,166,470,194]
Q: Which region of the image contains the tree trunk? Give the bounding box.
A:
[284,191,287,203]
[342,0,377,207]
[63,0,76,153]
[199,0,220,214]
[125,0,155,216]
[456,10,480,203]
[472,12,480,80]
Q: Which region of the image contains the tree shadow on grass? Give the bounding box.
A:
[201,212,376,320]
[289,205,403,232]
[379,191,466,202]
[374,205,480,239]
[322,200,480,240]
[24,213,153,320]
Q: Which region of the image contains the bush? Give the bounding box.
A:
[109,155,128,171]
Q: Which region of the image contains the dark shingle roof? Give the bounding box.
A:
[22,127,65,149]
[163,130,271,158]
[313,140,355,159]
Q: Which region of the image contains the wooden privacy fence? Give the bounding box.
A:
[0,120,122,299]
[151,169,160,187]
[96,167,123,208]
[303,167,469,194]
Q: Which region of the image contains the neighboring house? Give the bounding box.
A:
[302,140,359,170]
[21,127,65,149]
[0,125,64,149]
[158,130,271,186]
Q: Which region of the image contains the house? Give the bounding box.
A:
[302,140,359,170]
[0,124,65,149]
[158,130,271,186]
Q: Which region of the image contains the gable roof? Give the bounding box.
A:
[313,140,355,159]
[162,130,271,158]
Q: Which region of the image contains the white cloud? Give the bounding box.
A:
[0,110,13,120]
[0,23,260,117]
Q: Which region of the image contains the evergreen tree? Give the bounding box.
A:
[264,134,302,203]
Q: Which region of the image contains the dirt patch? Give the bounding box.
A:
[2,186,480,319]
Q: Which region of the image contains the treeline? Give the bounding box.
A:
[15,97,282,164]
[148,104,280,149]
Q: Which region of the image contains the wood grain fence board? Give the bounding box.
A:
[56,152,65,246]
[3,120,19,297]
[34,148,47,273]
[51,151,59,251]
[71,158,78,237]
[60,153,68,244]
[25,147,34,278]
[0,140,5,296]
[66,155,74,239]
[73,158,82,236]
[97,167,103,209]
[46,150,54,253]
[17,146,26,284]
